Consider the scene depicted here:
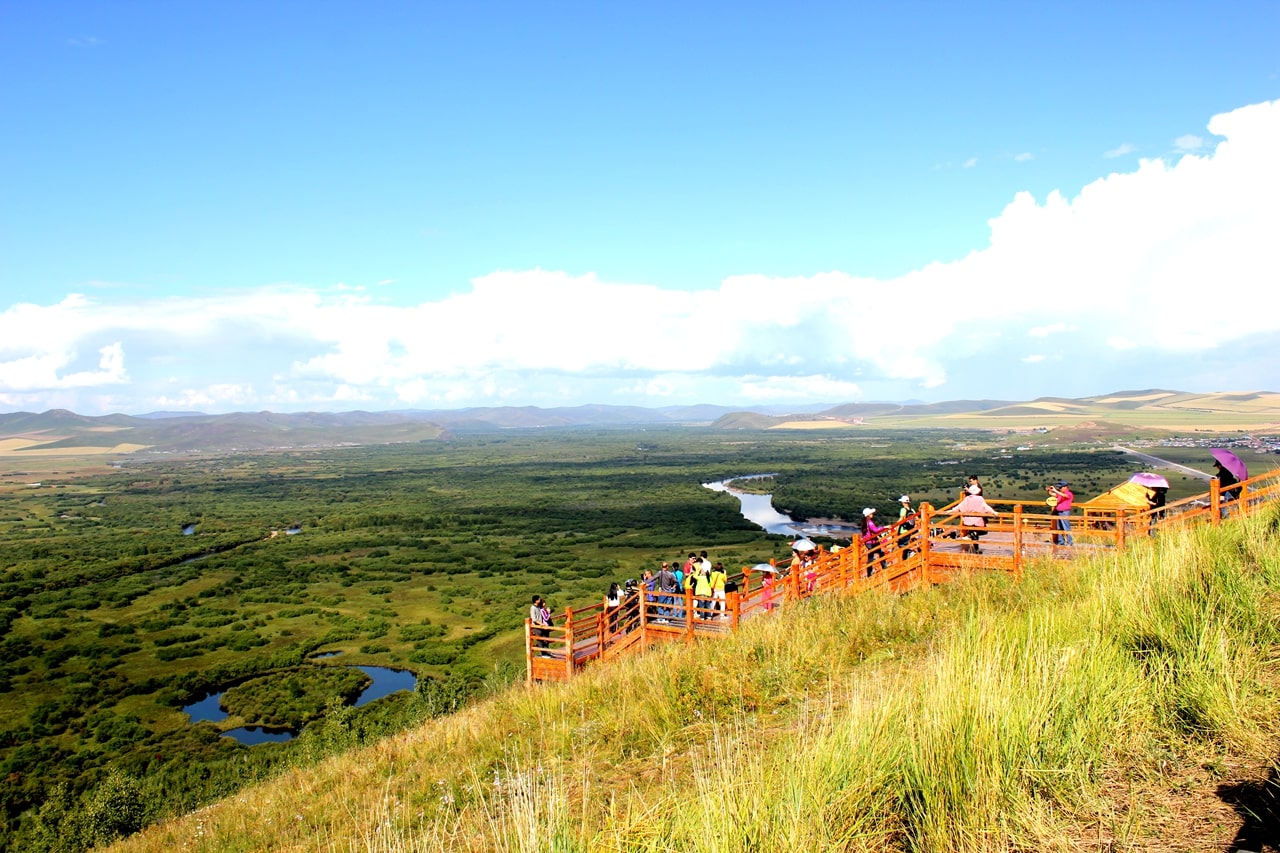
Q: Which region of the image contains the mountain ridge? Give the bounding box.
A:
[1,390,1277,455]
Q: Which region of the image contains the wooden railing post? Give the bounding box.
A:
[1116,508,1126,550]
[1012,504,1022,579]
[683,588,694,638]
[525,618,534,683]
[729,590,741,629]
[563,608,574,679]
[920,503,932,585]
[1211,478,1221,526]
[838,544,848,590]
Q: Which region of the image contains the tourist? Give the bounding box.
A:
[761,569,775,612]
[1147,487,1167,536]
[709,561,728,617]
[1047,481,1074,545]
[529,595,553,657]
[1214,459,1240,518]
[896,495,916,558]
[966,474,984,497]
[657,561,678,621]
[693,560,713,619]
[604,582,622,635]
[861,508,887,576]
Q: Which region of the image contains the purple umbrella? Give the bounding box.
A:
[1210,448,1248,481]
[1129,472,1170,489]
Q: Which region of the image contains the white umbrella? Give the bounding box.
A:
[791,538,816,551]
[751,562,780,573]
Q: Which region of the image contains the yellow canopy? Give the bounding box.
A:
[1081,480,1153,509]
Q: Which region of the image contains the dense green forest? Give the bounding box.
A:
[0,427,1204,849]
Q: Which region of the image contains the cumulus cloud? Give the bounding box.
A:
[1104,143,1137,158]
[2,99,1278,414]
[1014,152,1034,162]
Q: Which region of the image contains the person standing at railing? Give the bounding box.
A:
[861,508,887,576]
[709,562,727,618]
[1213,460,1240,519]
[966,475,984,497]
[1146,486,1167,536]
[604,583,622,636]
[530,595,553,657]
[693,561,713,619]
[657,562,678,621]
[1048,481,1074,545]
[896,495,916,558]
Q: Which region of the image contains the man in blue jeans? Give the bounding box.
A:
[1048,481,1074,545]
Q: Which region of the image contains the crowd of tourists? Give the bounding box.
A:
[531,453,1252,662]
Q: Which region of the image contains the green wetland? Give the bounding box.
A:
[0,427,1213,849]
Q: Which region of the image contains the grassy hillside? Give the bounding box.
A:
[101,510,1280,852]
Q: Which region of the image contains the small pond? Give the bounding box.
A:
[182,665,417,745]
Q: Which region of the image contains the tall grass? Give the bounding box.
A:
[107,509,1280,852]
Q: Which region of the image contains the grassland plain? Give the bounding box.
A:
[0,426,1270,850]
[101,507,1280,853]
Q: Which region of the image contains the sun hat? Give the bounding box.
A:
[862,507,875,516]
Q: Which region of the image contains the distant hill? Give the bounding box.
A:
[711,390,1280,431]
[1,390,1277,456]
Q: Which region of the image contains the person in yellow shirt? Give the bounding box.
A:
[709,561,728,618]
[693,562,713,619]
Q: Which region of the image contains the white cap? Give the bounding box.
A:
[862,507,875,516]
[898,495,910,502]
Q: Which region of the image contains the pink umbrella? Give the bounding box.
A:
[1129,472,1170,489]
[1210,448,1248,481]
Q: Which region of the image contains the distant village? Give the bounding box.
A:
[1131,434,1280,455]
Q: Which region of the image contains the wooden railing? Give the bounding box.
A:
[527,466,1280,682]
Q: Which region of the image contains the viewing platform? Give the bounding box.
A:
[528,467,1280,682]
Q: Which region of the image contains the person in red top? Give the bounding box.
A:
[1048,480,1074,545]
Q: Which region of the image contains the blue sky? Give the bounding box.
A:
[2,1,1278,415]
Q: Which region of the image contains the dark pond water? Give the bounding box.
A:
[181,523,196,535]
[353,665,416,707]
[182,665,417,745]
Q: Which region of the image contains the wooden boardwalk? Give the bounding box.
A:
[528,467,1280,682]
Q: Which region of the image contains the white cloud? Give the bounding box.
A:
[1104,143,1137,158]
[962,157,978,169]
[1028,323,1074,338]
[3,99,1279,414]
[1174,134,1205,153]
[1014,152,1034,162]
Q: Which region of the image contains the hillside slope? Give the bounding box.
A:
[103,512,1280,853]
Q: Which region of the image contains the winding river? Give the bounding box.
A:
[703,475,859,538]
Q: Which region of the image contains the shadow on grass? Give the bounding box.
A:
[1217,752,1280,853]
